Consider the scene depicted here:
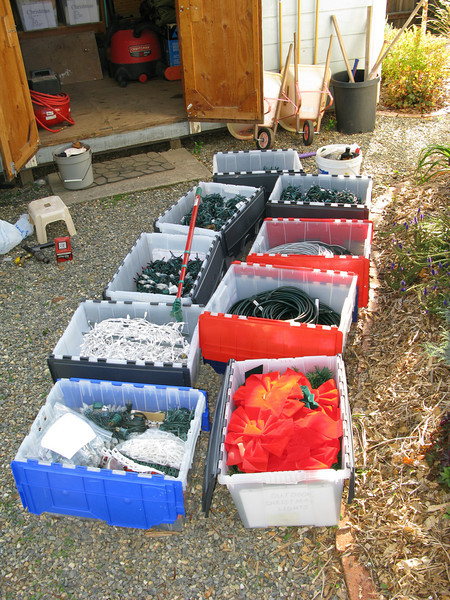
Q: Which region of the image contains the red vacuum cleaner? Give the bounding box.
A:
[108,18,163,87]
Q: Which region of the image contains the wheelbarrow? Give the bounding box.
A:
[227,44,294,150]
[278,36,334,145]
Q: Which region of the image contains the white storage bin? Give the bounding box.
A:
[103,232,226,305]
[203,355,355,528]
[48,300,203,387]
[154,181,265,258]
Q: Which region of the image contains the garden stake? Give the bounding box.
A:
[367,0,428,80]
[171,186,202,322]
[331,15,355,83]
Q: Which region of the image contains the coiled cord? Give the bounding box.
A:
[267,240,350,256]
[228,285,340,325]
[30,90,75,132]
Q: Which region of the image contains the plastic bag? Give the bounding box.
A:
[0,214,34,254]
[14,213,34,240]
[0,219,22,254]
[17,402,113,467]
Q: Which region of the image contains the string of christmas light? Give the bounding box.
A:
[80,317,190,362]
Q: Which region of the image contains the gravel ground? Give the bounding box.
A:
[0,110,449,600]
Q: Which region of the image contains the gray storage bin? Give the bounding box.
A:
[48,300,203,386]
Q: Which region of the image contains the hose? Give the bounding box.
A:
[267,241,350,256]
[30,90,75,133]
[227,285,340,326]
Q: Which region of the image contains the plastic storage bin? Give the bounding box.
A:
[199,262,357,367]
[247,218,373,307]
[103,232,226,305]
[12,378,207,529]
[212,149,303,200]
[266,173,372,220]
[154,181,265,258]
[203,355,355,528]
[48,300,203,386]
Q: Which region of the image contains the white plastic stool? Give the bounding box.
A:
[28,196,77,244]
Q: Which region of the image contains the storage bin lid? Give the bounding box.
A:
[202,361,232,516]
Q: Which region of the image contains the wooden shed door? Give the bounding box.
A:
[0,0,39,180]
[177,0,264,123]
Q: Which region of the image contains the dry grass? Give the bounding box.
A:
[343,178,450,599]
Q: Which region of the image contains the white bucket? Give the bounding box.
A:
[54,144,94,190]
[315,144,362,176]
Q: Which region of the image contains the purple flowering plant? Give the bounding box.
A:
[384,208,450,316]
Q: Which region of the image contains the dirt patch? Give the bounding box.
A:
[343,177,450,600]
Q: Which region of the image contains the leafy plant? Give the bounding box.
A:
[416,143,450,182]
[425,412,450,490]
[325,115,337,131]
[193,140,204,155]
[428,0,450,38]
[383,208,450,316]
[381,24,450,110]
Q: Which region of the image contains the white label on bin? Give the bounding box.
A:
[41,413,96,459]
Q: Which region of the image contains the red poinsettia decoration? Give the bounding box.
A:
[225,369,343,473]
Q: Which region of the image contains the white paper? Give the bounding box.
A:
[41,412,96,459]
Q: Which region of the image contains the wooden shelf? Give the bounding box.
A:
[18,21,106,40]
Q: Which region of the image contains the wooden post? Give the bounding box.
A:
[294,32,300,133]
[316,33,333,133]
[367,0,429,79]
[331,15,355,83]
[365,5,372,81]
[273,43,293,137]
[421,0,429,34]
[297,0,301,65]
[279,0,283,73]
[314,0,319,64]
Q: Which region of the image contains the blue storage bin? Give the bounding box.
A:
[11,378,208,529]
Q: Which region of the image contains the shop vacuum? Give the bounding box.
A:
[108,17,163,87]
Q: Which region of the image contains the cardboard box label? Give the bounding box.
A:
[64,0,99,24]
[19,1,57,30]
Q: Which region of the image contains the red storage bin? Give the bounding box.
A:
[247,218,373,307]
[199,262,357,366]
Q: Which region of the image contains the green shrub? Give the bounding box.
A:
[416,143,450,183]
[381,24,450,110]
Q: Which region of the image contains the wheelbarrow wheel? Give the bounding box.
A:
[303,120,315,146]
[256,127,274,150]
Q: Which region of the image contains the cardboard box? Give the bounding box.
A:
[12,378,207,529]
[16,0,58,31]
[60,0,100,25]
[203,355,355,528]
[163,24,179,66]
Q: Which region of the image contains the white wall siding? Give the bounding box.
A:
[262,0,387,76]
